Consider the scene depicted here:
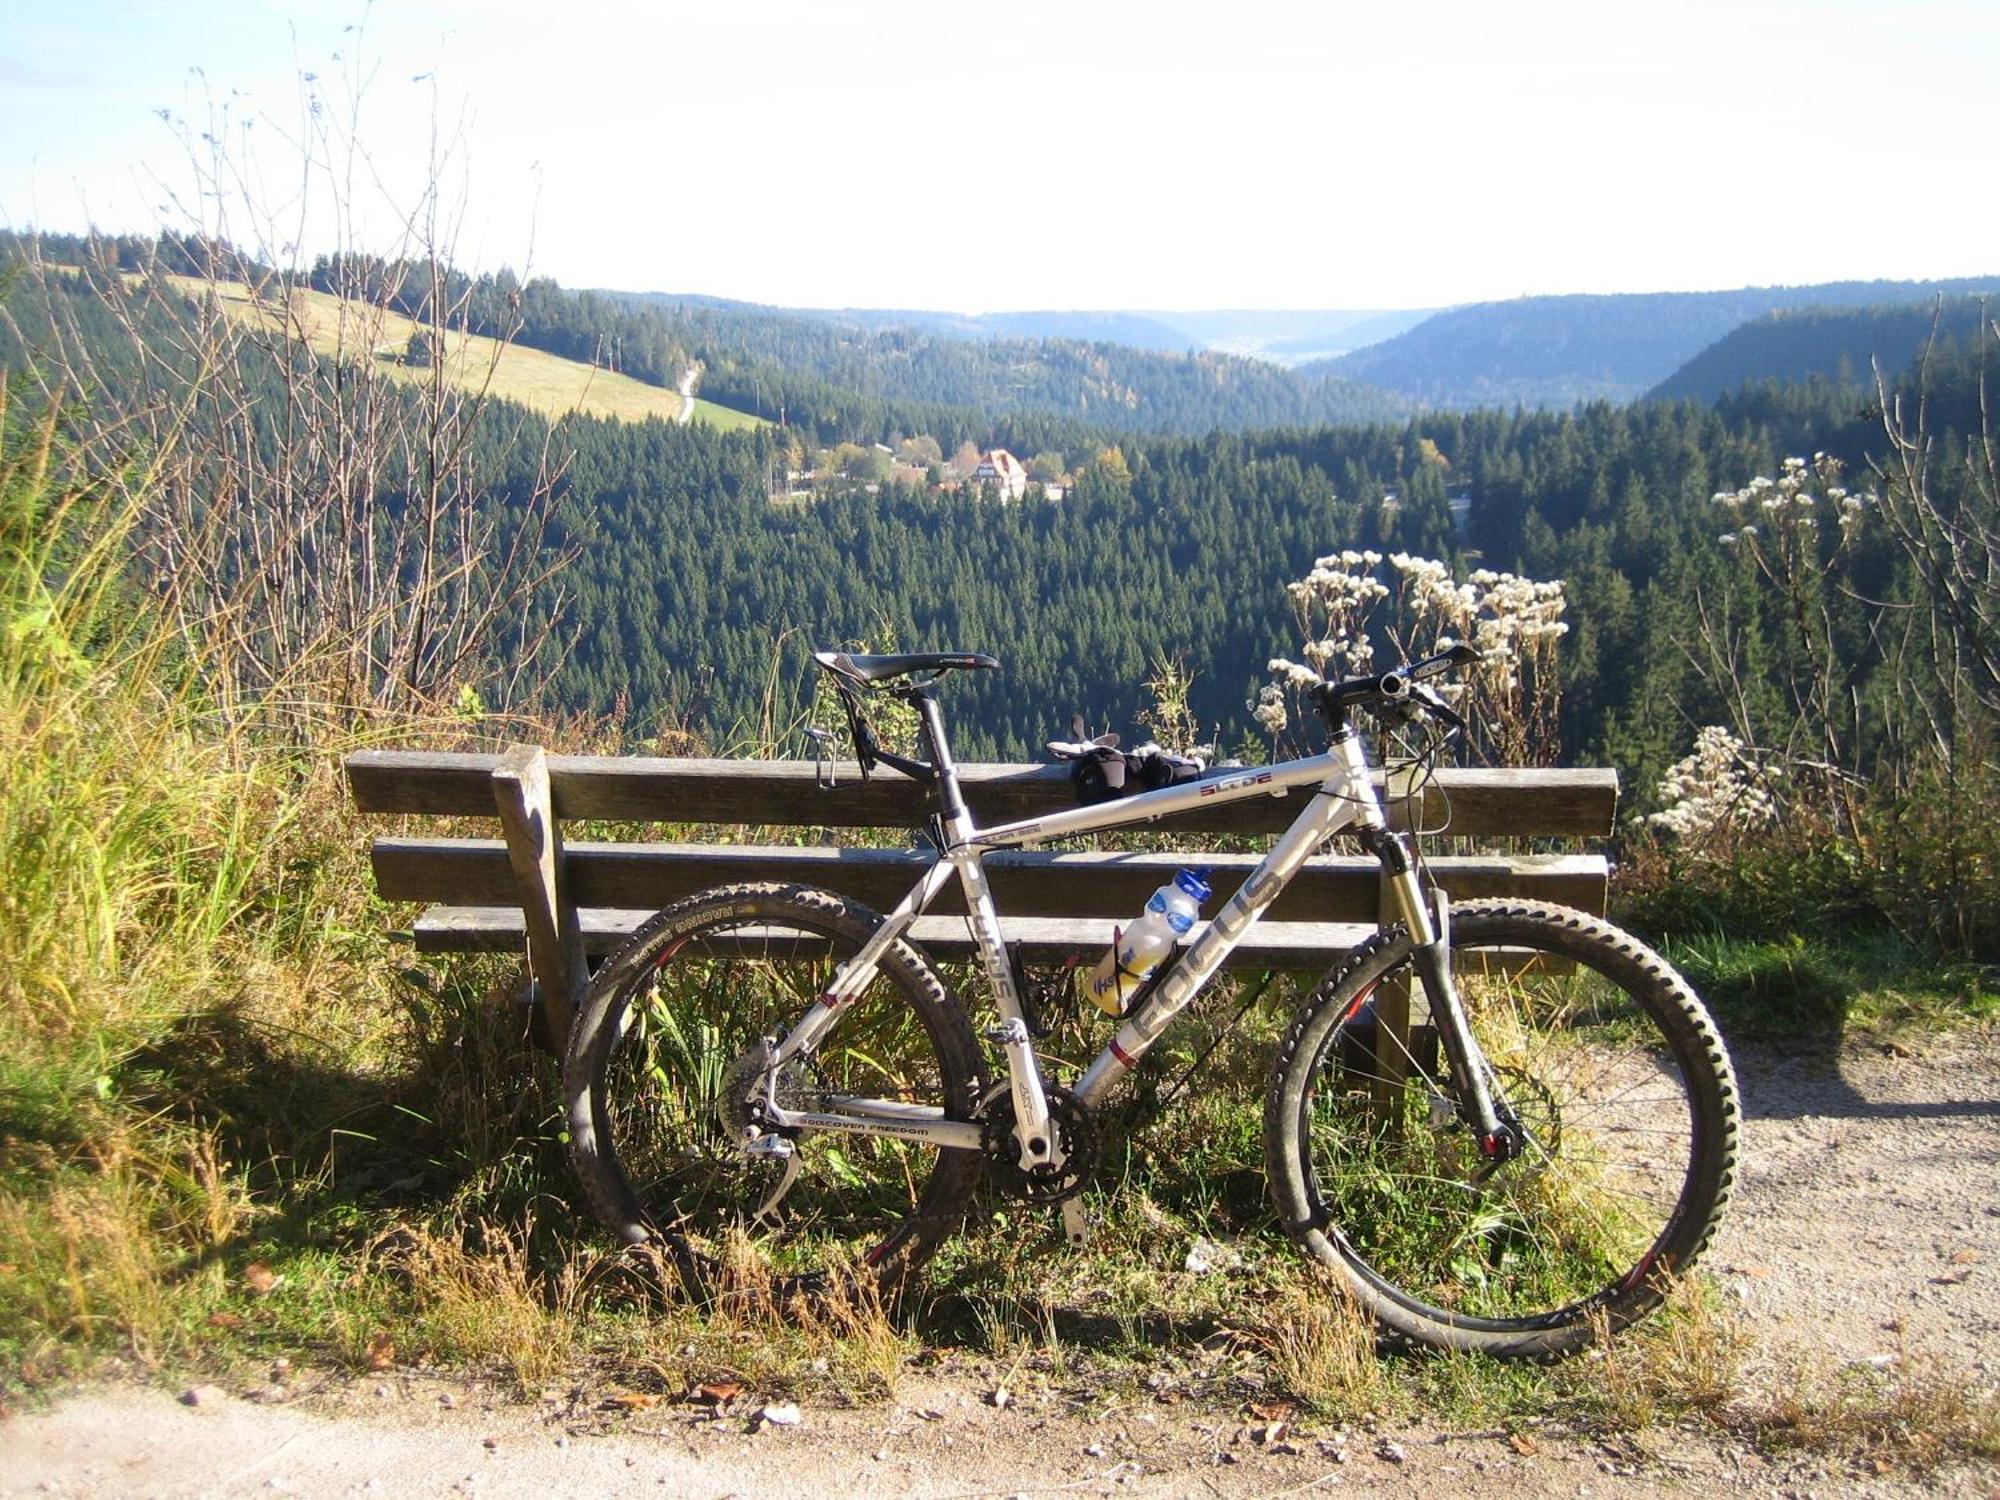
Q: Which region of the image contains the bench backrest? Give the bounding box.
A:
[347,751,1617,835]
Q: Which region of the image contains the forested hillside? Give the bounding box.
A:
[1648,296,1994,402]
[4,235,1989,824]
[289,255,1417,443]
[1313,277,2000,409]
[609,289,1406,441]
[538,382,1896,782]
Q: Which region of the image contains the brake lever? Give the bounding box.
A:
[1410,682,1467,732]
[1409,642,1483,681]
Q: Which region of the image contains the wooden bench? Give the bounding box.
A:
[345,748,1619,1040]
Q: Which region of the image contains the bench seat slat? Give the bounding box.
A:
[409,906,1381,970]
[372,838,1607,924]
[346,752,1618,838]
[409,908,1567,978]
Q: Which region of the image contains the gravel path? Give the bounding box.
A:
[6,1032,1996,1498]
[1716,1032,1999,1380]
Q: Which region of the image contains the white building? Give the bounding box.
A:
[971,448,1029,502]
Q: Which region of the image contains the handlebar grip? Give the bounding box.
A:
[1408,643,1482,682]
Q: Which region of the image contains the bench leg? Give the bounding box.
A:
[491,744,586,1047]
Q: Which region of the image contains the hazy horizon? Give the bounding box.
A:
[5,0,1997,313]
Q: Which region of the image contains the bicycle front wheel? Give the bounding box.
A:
[1265,899,1738,1358]
[564,882,987,1292]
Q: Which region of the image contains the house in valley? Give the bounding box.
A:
[971,448,1029,501]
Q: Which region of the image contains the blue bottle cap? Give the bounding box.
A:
[1174,868,1211,904]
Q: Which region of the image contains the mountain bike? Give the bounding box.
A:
[563,645,1739,1358]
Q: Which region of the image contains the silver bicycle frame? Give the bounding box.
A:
[758,728,1440,1158]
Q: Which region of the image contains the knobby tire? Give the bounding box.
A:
[1265,899,1738,1358]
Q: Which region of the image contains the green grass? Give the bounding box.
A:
[689,397,766,432]
[167,275,724,427]
[1661,927,2000,1045]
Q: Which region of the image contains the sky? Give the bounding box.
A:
[3,0,1997,314]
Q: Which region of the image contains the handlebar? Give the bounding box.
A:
[807,639,1479,785]
[1310,642,1480,733]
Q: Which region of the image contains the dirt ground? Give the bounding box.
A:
[6,1032,1997,1499]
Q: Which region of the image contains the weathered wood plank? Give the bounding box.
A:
[346,752,1618,838]
[409,905,1380,970]
[372,839,1607,922]
[409,908,1561,979]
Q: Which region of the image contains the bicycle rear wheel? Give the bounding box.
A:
[1265,899,1738,1358]
[564,883,987,1292]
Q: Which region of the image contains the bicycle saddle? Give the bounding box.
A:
[813,650,1000,685]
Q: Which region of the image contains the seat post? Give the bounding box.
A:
[914,690,973,831]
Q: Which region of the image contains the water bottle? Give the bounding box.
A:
[1087,869,1211,1016]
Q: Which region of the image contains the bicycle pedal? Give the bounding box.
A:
[743,1133,795,1159]
[1059,1198,1091,1248]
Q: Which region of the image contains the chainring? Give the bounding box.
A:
[978,1085,1096,1205]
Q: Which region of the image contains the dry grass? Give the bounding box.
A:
[187,275,673,420]
[170,275,702,427]
[1747,1348,2000,1472]
[1578,1275,1749,1429]
[1257,1270,1389,1418]
[0,1126,255,1373]
[378,1219,585,1391]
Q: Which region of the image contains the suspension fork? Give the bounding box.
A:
[1359,823,1519,1160]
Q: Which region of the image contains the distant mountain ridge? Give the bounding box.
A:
[588,274,2000,432]
[1648,295,1996,403]
[791,307,1202,354]
[593,295,1435,366]
[1308,277,2000,410]
[605,289,1407,438]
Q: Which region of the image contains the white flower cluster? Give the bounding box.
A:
[1715,455,1871,545]
[1286,550,1390,676]
[1253,550,1392,732]
[1267,657,1325,691]
[1287,549,1389,612]
[1389,553,1568,691]
[1253,548,1568,745]
[1647,725,1781,842]
[1250,682,1289,735]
